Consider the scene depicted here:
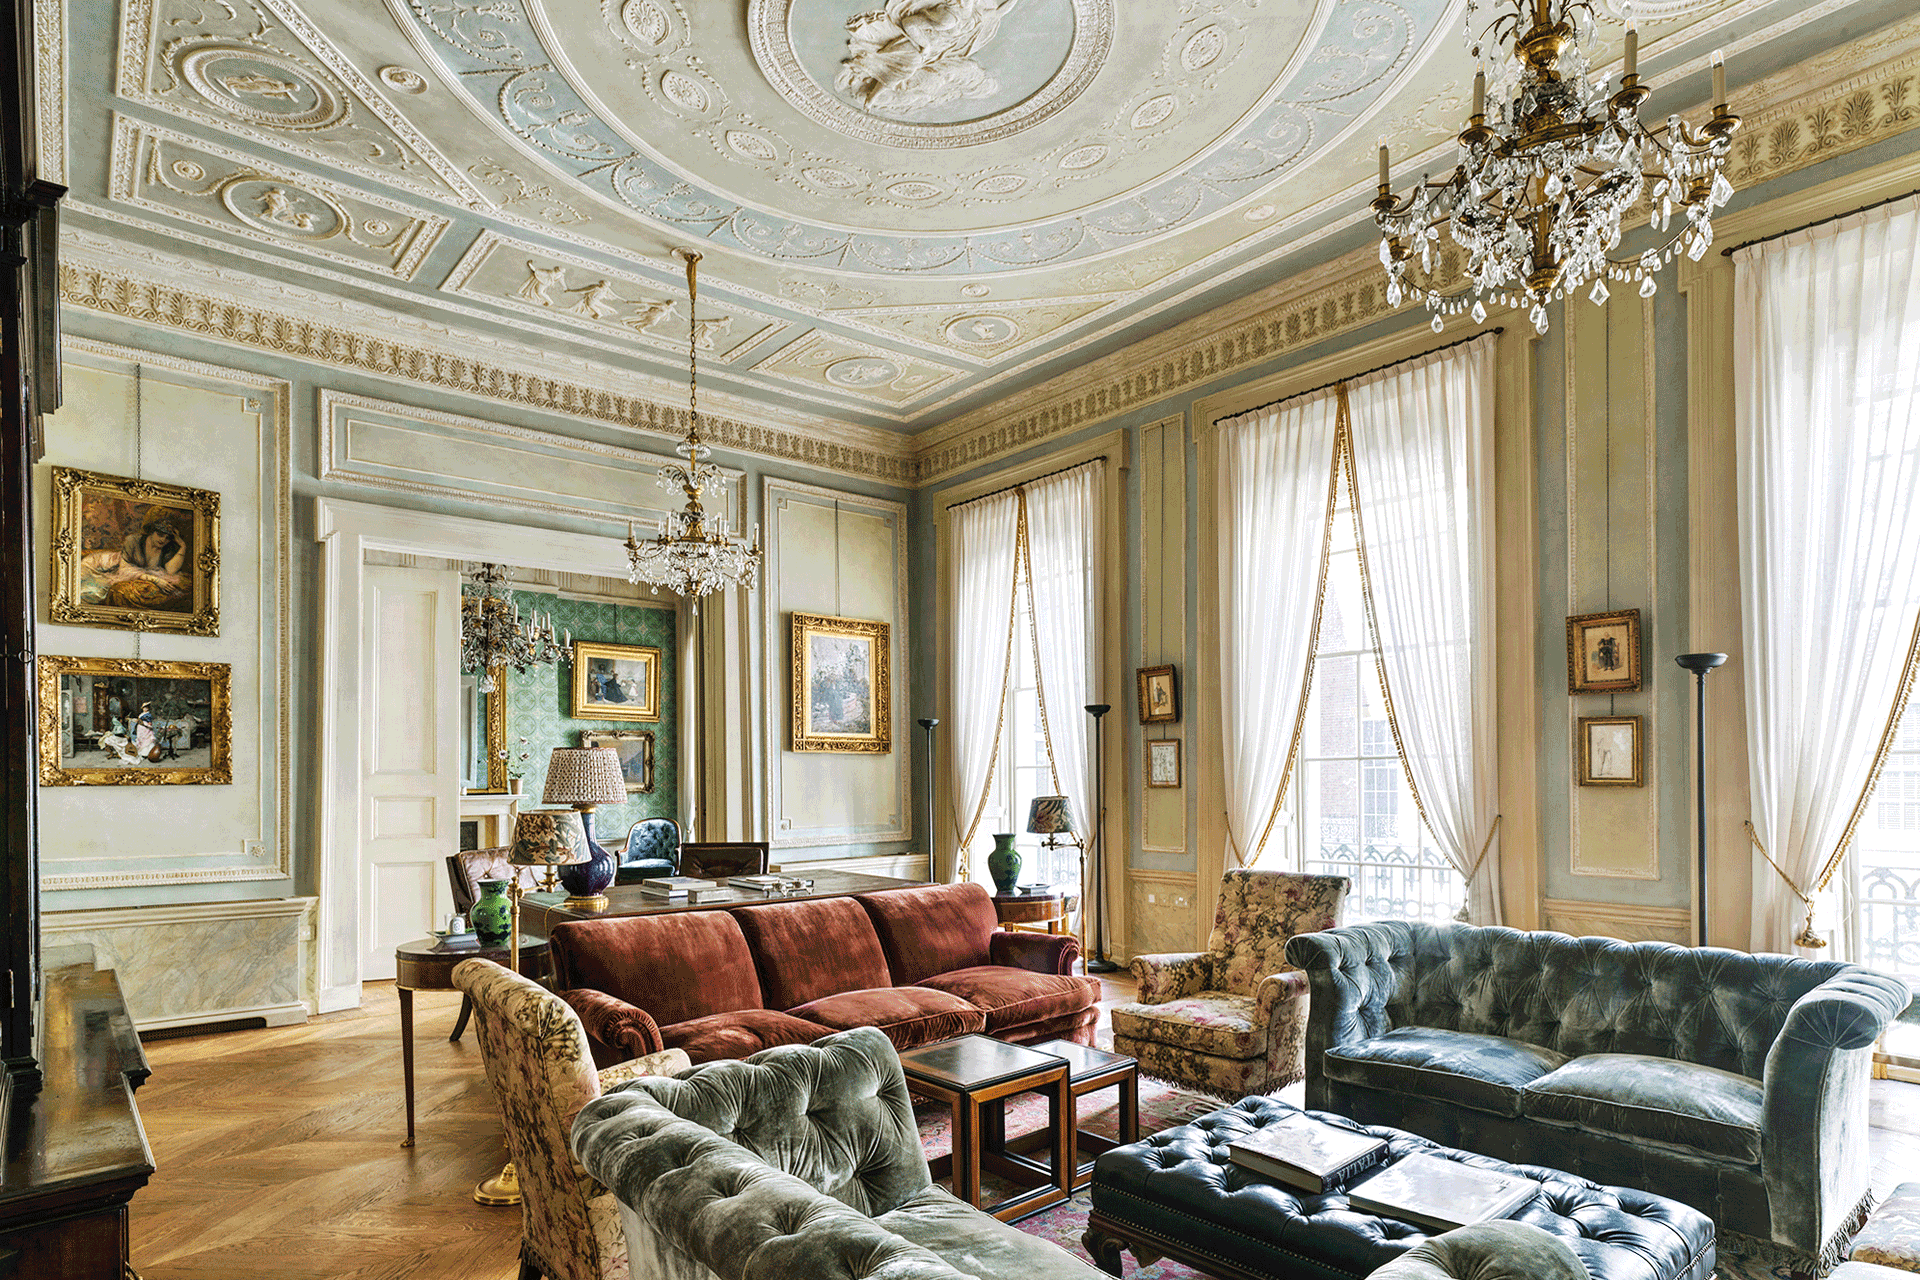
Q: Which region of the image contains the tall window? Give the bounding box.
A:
[973,591,1079,889]
[1295,485,1463,923]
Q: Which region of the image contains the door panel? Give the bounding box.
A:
[360,566,460,981]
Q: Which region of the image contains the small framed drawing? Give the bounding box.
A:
[37,655,233,786]
[791,612,892,754]
[1138,665,1179,724]
[571,641,661,722]
[1146,739,1182,789]
[1577,716,1643,787]
[49,467,220,636]
[1567,609,1642,694]
[582,730,655,794]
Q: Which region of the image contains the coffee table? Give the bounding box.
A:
[897,1034,1073,1223]
[1083,1095,1715,1280]
[997,1039,1136,1190]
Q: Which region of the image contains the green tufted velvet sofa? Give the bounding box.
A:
[571,1026,1108,1280]
[1286,922,1911,1271]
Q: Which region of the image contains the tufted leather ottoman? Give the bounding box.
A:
[1083,1096,1716,1280]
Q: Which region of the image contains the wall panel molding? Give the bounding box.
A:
[1541,898,1691,944]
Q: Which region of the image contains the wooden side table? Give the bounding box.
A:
[897,1034,1072,1222]
[1027,1039,1138,1188]
[394,935,549,1148]
[992,888,1069,933]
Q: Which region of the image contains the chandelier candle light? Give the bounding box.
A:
[625,248,762,607]
[1372,0,1740,335]
[461,563,568,693]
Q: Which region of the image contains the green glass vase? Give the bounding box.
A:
[986,833,1021,896]
[471,878,513,947]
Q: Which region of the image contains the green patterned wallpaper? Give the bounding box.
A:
[501,589,679,845]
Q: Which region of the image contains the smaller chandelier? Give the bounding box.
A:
[461,563,568,693]
[1372,0,1740,335]
[626,248,762,608]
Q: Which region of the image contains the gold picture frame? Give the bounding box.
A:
[582,730,655,794]
[1137,664,1179,724]
[39,655,233,786]
[1567,609,1642,694]
[570,641,662,722]
[49,467,220,635]
[791,612,891,754]
[1577,715,1644,787]
[1146,739,1182,789]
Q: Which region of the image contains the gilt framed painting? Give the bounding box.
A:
[1567,609,1642,694]
[571,641,661,722]
[1146,739,1183,789]
[49,467,220,636]
[1138,665,1179,724]
[1577,715,1643,787]
[38,655,232,786]
[581,729,655,794]
[791,612,891,754]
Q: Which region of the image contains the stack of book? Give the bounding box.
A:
[1226,1113,1389,1194]
[638,876,719,899]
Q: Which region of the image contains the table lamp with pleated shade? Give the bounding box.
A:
[544,747,625,911]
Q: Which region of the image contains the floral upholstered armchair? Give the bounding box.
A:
[454,959,690,1280]
[1110,869,1349,1098]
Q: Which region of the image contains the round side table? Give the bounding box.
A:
[992,888,1069,933]
[394,934,549,1149]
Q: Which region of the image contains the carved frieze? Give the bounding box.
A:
[754,332,964,408]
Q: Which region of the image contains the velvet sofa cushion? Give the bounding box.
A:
[913,966,1102,1035]
[1368,1221,1592,1280]
[1323,1026,1570,1119]
[1520,1053,1763,1164]
[878,1185,1110,1277]
[732,896,894,1011]
[551,911,765,1027]
[856,883,999,985]
[1108,992,1264,1059]
[661,1008,832,1064]
[787,986,986,1050]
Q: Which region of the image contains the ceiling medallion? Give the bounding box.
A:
[747,0,1114,149]
[1372,0,1739,335]
[626,250,763,608]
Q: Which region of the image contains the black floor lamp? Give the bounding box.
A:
[1084,704,1117,973]
[1675,653,1727,947]
[918,717,939,882]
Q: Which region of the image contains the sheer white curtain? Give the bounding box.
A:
[1346,338,1503,924]
[1023,461,1106,890]
[1737,197,1920,953]
[1216,392,1342,866]
[948,491,1022,884]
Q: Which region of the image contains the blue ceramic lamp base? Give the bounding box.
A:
[557,808,615,912]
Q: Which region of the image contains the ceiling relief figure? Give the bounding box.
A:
[837,0,1023,115]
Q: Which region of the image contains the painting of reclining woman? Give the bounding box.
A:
[38,656,232,786]
[49,467,220,635]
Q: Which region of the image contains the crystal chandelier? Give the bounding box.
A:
[461,563,568,693]
[1372,0,1741,335]
[625,248,762,608]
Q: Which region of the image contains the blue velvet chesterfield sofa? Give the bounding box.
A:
[1285,923,1911,1270]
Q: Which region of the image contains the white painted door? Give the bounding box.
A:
[359,565,461,981]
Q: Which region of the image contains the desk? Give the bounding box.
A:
[521,870,921,933]
[394,934,549,1148]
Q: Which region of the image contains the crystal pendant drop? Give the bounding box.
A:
[1471,299,1488,324]
[1589,277,1609,306]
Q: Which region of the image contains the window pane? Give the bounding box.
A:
[1310,653,1358,758]
[1856,698,1920,990]
[1318,548,1364,654]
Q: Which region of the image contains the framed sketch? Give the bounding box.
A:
[571,641,661,722]
[49,467,220,636]
[37,656,232,786]
[1577,716,1643,787]
[791,612,892,754]
[1146,739,1182,789]
[1138,665,1179,724]
[582,729,655,794]
[1567,609,1642,694]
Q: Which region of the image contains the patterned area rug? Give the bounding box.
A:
[911,1077,1920,1280]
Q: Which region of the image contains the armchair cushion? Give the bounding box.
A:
[1324,1026,1570,1119]
[1522,1054,1763,1164]
[732,897,893,1011]
[787,986,985,1050]
[1851,1181,1920,1272]
[856,883,999,985]
[1111,992,1263,1059]
[562,987,666,1063]
[988,930,1080,974]
[1208,869,1349,996]
[912,967,1101,1035]
[1368,1220,1591,1280]
[661,1009,834,1065]
[1131,951,1216,1004]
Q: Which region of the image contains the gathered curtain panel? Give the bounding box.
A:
[1735,197,1920,955]
[945,460,1106,888]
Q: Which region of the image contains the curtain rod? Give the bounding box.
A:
[1720,188,1920,257]
[945,456,1108,511]
[1215,328,1504,428]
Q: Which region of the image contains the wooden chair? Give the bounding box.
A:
[679,841,770,880]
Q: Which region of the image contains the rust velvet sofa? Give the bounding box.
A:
[551,881,1102,1067]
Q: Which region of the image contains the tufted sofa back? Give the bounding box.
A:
[598,1026,930,1218]
[1312,922,1858,1080]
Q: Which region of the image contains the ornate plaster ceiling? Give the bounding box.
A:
[50,0,1885,435]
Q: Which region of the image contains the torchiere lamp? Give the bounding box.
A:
[475,807,589,1208]
[1084,704,1117,974]
[918,717,939,881]
[1675,653,1728,947]
[543,747,625,912]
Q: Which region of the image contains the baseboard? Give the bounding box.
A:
[134,1001,308,1035]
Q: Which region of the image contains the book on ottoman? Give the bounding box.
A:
[1226,1113,1388,1193]
[1347,1153,1539,1232]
